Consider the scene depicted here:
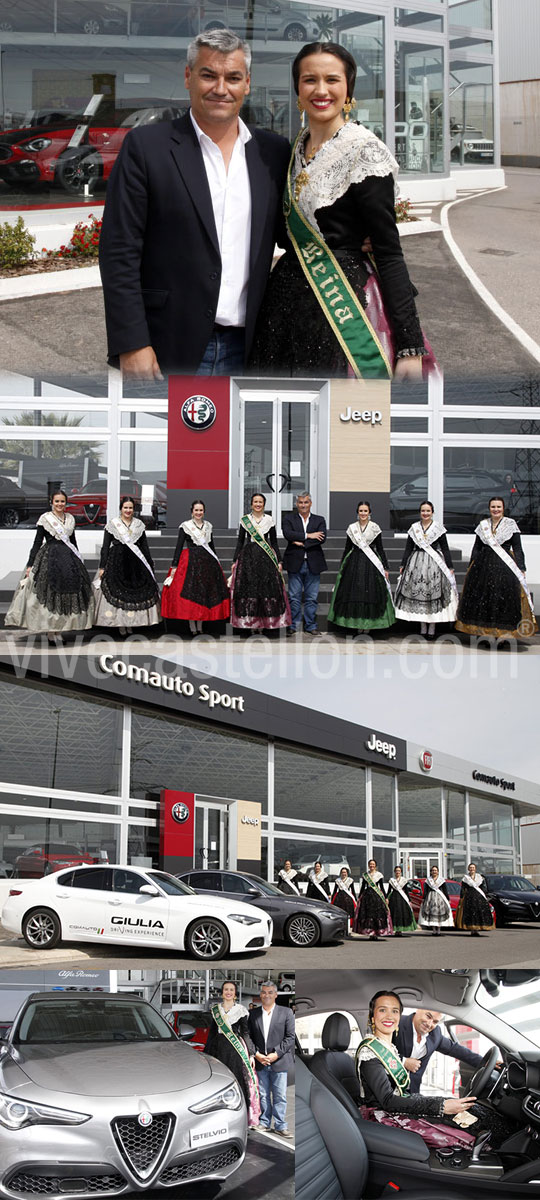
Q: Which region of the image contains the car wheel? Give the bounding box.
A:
[284,914,321,947]
[0,507,20,528]
[186,918,230,961]
[23,908,62,949]
[56,153,102,195]
[82,16,102,33]
[284,22,307,40]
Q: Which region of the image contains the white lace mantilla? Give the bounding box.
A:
[38,511,76,538]
[106,517,145,543]
[294,123,399,234]
[475,516,519,544]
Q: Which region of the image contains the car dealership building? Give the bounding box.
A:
[0,649,536,888]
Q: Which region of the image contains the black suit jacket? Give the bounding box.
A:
[395,1013,483,1093]
[282,512,327,575]
[99,113,290,372]
[248,1004,295,1073]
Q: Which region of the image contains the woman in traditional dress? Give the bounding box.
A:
[455,863,494,937]
[229,493,291,631]
[93,496,160,633]
[250,42,434,381]
[331,865,356,930]
[277,860,303,896]
[5,489,93,643]
[353,859,393,940]
[419,865,454,937]
[328,501,394,633]
[161,500,229,634]
[394,500,458,637]
[455,497,537,640]
[306,861,331,901]
[205,980,260,1128]
[387,865,418,937]
[355,991,510,1151]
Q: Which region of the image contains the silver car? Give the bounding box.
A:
[0,992,247,1197]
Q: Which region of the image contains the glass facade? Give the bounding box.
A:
[0,0,497,212]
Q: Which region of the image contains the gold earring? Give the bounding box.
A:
[343,97,356,122]
[297,96,305,129]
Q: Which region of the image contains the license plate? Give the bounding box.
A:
[190,1113,230,1149]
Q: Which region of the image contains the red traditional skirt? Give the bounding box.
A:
[161,547,230,622]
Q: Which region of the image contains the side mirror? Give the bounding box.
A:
[248,887,261,897]
[178,1022,196,1042]
[139,884,159,896]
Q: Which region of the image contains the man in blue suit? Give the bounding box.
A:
[395,1009,484,1093]
[282,492,327,636]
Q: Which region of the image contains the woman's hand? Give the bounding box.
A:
[384,570,389,581]
[394,356,423,381]
[99,568,104,578]
[170,567,176,577]
[443,1096,477,1115]
[278,563,283,573]
[25,567,31,577]
[227,575,233,588]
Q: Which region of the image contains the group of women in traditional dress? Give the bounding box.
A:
[328,495,536,641]
[277,858,494,939]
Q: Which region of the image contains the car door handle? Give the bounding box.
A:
[57,892,71,899]
[108,899,123,906]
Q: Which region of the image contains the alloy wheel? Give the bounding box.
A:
[24,912,58,946]
[189,920,228,960]
[286,915,320,947]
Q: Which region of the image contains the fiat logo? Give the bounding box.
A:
[181,395,216,430]
[138,1112,153,1128]
[172,802,190,824]
[420,750,433,772]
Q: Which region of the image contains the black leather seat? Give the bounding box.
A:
[296,1057,459,1200]
[309,1012,363,1119]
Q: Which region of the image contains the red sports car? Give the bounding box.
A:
[165,1008,212,1051]
[14,843,100,879]
[409,878,496,926]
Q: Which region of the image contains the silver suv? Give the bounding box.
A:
[204,1,320,41]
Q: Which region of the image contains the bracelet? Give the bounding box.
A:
[395,347,427,359]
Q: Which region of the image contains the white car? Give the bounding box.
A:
[1,864,273,961]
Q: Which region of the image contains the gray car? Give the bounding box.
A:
[0,992,247,1197]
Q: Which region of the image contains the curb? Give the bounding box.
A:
[440,189,540,366]
[0,264,100,302]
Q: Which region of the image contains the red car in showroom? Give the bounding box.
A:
[66,479,166,527]
[0,98,184,194]
[14,842,101,879]
[408,878,496,925]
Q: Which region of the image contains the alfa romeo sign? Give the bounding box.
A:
[181,395,216,430]
[171,801,190,824]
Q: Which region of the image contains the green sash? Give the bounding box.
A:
[284,135,392,380]
[241,515,280,571]
[211,1004,259,1091]
[363,871,390,910]
[356,1035,410,1096]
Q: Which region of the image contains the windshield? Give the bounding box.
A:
[16,999,176,1044]
[148,870,194,896]
[477,979,540,1050]
[486,876,535,891]
[246,875,283,898]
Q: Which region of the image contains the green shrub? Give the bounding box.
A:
[0,216,36,268]
[395,197,413,223]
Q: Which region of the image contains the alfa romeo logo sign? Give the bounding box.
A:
[172,801,190,824]
[181,395,216,430]
[138,1112,153,1127]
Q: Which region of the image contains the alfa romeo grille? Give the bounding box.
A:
[159,1145,241,1184]
[111,1113,175,1181]
[8,1172,125,1195]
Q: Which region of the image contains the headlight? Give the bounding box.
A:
[227,913,261,925]
[500,899,511,906]
[189,1082,242,1115]
[0,1092,90,1130]
[23,138,52,152]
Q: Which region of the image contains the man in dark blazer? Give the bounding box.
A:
[395,1009,484,1094]
[99,29,289,379]
[249,981,294,1136]
[282,492,327,635]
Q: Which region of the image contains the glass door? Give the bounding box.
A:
[239,393,317,528]
[407,851,442,879]
[194,800,229,871]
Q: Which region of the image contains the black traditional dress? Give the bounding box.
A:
[455,873,494,932]
[353,871,393,937]
[331,876,357,925]
[5,511,93,633]
[387,877,418,934]
[356,1037,511,1151]
[93,517,160,628]
[205,1002,260,1127]
[394,520,458,624]
[328,520,394,631]
[277,867,303,896]
[230,513,291,630]
[161,519,229,624]
[455,517,537,638]
[250,123,429,378]
[419,877,454,932]
[306,869,331,902]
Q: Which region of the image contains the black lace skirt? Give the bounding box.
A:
[353,886,393,936]
[231,540,290,629]
[33,541,93,617]
[455,888,494,931]
[456,545,524,636]
[101,542,159,611]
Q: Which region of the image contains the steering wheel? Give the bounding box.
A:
[465,1046,499,1097]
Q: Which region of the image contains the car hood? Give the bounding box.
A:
[0,123,80,145]
[490,888,540,903]
[1,1041,213,1098]
[174,894,265,921]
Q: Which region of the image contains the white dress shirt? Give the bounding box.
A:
[190,111,252,328]
[261,1004,275,1052]
[412,1029,429,1059]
